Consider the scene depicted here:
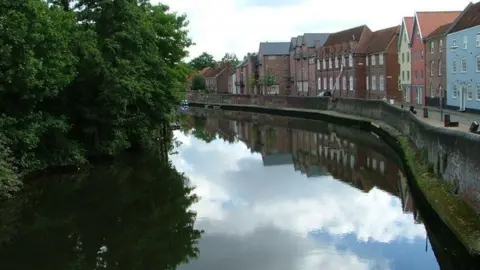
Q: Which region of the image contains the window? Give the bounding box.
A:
[430,61,435,76]
[463,36,468,49]
[453,83,458,98]
[430,82,434,97]
[371,75,376,90]
[439,40,443,52]
[366,56,369,66]
[318,77,322,89]
[329,77,333,89]
[342,76,347,90]
[323,59,326,69]
[415,70,418,79]
[407,71,410,80]
[366,76,369,90]
[309,58,315,64]
[335,57,339,68]
[477,34,480,47]
[452,58,457,73]
[335,77,339,89]
[452,38,457,50]
[341,55,346,66]
[477,84,480,100]
[349,54,353,67]
[461,58,467,72]
[267,56,276,60]
[468,84,473,99]
[420,70,423,78]
[379,54,384,65]
[420,50,424,60]
[430,41,434,54]
[371,55,376,65]
[407,52,410,62]
[477,56,480,72]
[323,77,327,89]
[438,60,442,76]
[379,75,384,91]
[349,76,353,90]
[402,71,405,80]
[402,53,405,63]
[329,58,332,69]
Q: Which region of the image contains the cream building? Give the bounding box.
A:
[398,17,413,103]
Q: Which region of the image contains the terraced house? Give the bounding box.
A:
[364,26,401,101]
[446,2,480,112]
[289,33,329,96]
[235,54,257,95]
[316,25,372,98]
[398,17,413,102]
[257,42,290,95]
[409,11,461,105]
[424,22,451,107]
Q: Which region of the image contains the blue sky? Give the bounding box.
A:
[158,0,471,60]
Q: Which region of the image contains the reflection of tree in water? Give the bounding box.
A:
[191,116,216,143]
[0,151,202,270]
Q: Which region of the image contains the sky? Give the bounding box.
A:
[170,130,439,269]
[156,0,471,61]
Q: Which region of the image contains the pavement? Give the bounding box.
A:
[393,104,480,132]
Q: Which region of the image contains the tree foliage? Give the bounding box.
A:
[191,75,206,90]
[0,0,192,196]
[188,52,216,71]
[221,53,240,67]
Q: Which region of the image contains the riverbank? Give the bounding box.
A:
[188,99,480,257]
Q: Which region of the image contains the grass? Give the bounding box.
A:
[399,136,480,255]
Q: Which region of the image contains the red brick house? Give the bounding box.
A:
[235,54,257,95]
[410,11,461,105]
[205,62,235,93]
[364,26,401,101]
[317,25,372,98]
[257,42,290,95]
[290,33,329,96]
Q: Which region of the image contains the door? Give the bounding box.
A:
[416,87,423,105]
[460,85,466,111]
[405,86,411,103]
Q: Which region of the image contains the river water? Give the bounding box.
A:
[0,107,468,269]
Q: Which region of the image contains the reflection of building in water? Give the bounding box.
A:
[398,170,422,223]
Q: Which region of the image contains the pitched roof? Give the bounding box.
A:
[404,17,414,38]
[425,23,452,39]
[414,11,461,39]
[323,25,367,46]
[259,42,290,55]
[203,68,217,77]
[237,58,248,68]
[199,67,212,76]
[366,25,400,53]
[447,2,480,34]
[302,33,330,47]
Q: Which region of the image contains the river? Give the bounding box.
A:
[0,107,472,269]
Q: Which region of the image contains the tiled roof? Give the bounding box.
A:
[366,25,400,53]
[303,33,330,47]
[323,25,367,46]
[237,58,248,68]
[447,2,480,34]
[259,42,290,55]
[203,68,217,77]
[404,17,414,38]
[425,23,451,39]
[416,11,461,39]
[199,67,212,76]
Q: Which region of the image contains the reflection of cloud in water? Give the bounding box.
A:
[171,131,431,269]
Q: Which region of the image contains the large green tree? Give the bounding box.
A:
[221,53,240,67]
[0,0,192,195]
[188,52,216,71]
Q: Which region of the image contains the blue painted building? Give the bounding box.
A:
[445,2,480,112]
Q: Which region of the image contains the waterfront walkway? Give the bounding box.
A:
[395,104,480,133]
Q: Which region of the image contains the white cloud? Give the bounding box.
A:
[156,0,471,60]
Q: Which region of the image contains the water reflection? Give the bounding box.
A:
[0,151,201,270]
[173,107,439,270]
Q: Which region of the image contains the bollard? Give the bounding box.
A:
[423,107,428,118]
[469,121,479,133]
[444,114,450,127]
